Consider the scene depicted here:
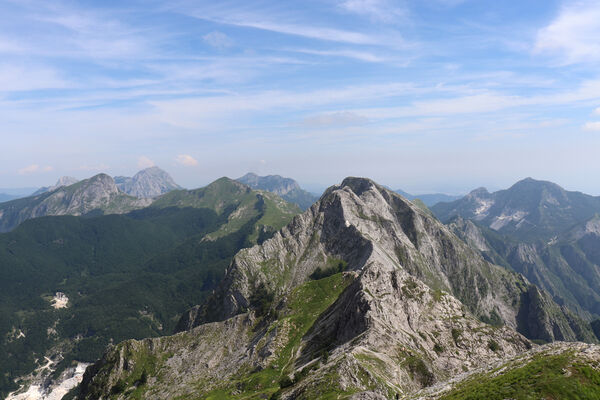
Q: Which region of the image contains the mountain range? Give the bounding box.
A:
[237,172,319,210]
[0,167,182,233]
[2,174,600,399]
[73,177,598,400]
[431,178,600,322]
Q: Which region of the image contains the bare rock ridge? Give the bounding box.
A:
[115,166,181,198]
[77,177,596,400]
[0,174,150,232]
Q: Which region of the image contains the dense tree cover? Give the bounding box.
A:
[0,198,295,396]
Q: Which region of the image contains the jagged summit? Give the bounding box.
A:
[115,166,181,198]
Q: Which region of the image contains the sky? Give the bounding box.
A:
[1,0,599,194]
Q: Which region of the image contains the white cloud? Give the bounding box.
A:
[203,31,233,48]
[176,154,199,166]
[583,121,600,131]
[137,156,155,168]
[535,1,600,64]
[288,48,384,62]
[18,164,53,175]
[594,107,600,115]
[338,0,406,23]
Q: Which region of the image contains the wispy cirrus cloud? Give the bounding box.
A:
[172,2,407,47]
[286,47,385,62]
[338,0,407,23]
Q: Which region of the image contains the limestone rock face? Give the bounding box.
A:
[116,166,181,198]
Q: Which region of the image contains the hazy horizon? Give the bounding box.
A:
[2,0,599,194]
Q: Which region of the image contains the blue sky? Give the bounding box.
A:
[1,0,599,194]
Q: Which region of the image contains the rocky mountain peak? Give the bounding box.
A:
[116,166,181,198]
[337,176,380,196]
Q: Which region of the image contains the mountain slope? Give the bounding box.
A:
[450,215,600,320]
[115,167,181,198]
[432,178,600,242]
[75,177,595,400]
[237,172,319,210]
[0,178,300,398]
[0,174,149,232]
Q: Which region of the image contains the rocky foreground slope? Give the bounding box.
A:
[75,177,598,399]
